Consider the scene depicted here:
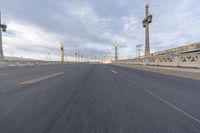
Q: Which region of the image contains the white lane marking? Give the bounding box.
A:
[111,69,117,74]
[121,75,200,124]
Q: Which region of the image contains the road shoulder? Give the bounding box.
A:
[111,64,200,80]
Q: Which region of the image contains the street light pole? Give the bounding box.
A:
[114,42,118,61]
[75,52,77,63]
[0,12,7,60]
[78,51,80,63]
[60,43,64,63]
[142,0,152,57]
[48,53,51,61]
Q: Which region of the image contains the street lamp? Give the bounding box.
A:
[1,24,7,32]
[0,12,7,60]
[142,19,147,28]
[147,15,153,23]
[142,0,152,57]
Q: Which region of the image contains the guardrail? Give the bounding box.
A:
[112,52,200,68]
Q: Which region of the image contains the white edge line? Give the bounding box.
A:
[122,76,200,124]
[111,69,117,74]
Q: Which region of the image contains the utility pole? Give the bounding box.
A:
[114,43,118,61]
[75,52,77,63]
[78,51,80,63]
[81,55,83,62]
[115,46,118,60]
[48,53,51,61]
[84,57,87,63]
[0,12,7,60]
[136,44,142,58]
[142,0,152,57]
[60,42,64,63]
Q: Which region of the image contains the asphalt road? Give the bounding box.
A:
[0,64,200,133]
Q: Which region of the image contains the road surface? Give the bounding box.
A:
[0,64,200,133]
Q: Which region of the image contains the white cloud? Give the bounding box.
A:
[3,21,61,60]
[150,0,200,51]
[1,0,200,60]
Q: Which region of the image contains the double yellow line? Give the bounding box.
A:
[19,72,65,85]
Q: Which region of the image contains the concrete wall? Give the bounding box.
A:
[0,60,77,69]
[7,60,60,67]
[112,52,200,68]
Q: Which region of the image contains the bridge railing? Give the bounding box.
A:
[5,60,77,67]
[7,60,59,67]
[112,52,200,68]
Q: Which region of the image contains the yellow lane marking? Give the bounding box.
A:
[19,72,65,85]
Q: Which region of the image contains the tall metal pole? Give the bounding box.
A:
[78,51,80,63]
[115,46,117,61]
[114,44,118,61]
[143,0,152,57]
[75,52,77,63]
[48,53,51,61]
[60,43,64,63]
[145,3,150,57]
[0,12,4,60]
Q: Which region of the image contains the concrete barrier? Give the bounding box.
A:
[112,52,200,69]
[7,60,61,67]
[0,60,77,69]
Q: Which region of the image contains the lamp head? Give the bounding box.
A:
[2,24,7,32]
[147,15,153,23]
[142,19,147,27]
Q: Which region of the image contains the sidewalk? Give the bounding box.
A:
[113,64,200,80]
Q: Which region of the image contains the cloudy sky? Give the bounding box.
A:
[0,0,200,61]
